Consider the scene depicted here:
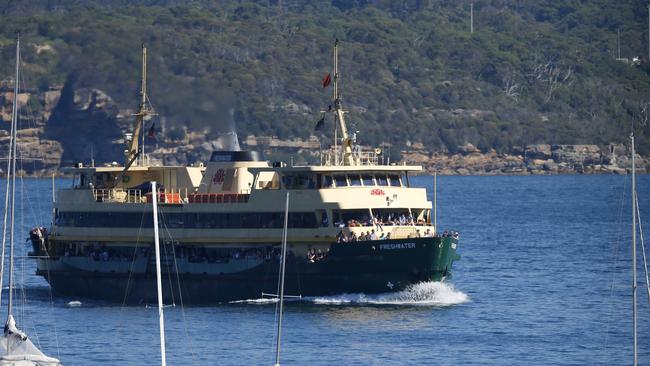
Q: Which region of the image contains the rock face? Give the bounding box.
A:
[0,82,125,176]
[44,86,124,168]
[550,144,602,167]
[0,84,647,176]
[524,144,552,160]
[400,143,648,175]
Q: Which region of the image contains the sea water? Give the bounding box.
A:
[2,175,650,365]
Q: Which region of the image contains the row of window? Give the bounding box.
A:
[281,173,405,189]
[55,211,319,229]
[327,173,403,188]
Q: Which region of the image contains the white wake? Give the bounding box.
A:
[306,282,469,306]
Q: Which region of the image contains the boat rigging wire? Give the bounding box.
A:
[13,50,63,360]
[634,193,650,306]
[602,173,628,361]
[157,207,198,366]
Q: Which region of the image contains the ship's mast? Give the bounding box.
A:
[331,39,354,166]
[125,44,149,167]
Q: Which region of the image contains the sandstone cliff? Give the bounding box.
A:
[0,85,644,176]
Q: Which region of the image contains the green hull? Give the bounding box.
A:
[36,237,460,303]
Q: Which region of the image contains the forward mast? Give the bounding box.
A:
[125,44,153,168]
[331,39,354,166]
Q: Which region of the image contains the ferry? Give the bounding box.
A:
[29,41,460,303]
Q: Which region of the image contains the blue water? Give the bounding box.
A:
[3,175,650,365]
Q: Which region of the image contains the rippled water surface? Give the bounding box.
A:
[3,175,650,365]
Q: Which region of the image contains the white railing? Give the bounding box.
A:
[321,146,380,166]
[93,189,143,203]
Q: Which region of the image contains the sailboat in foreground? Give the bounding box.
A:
[0,36,62,366]
[150,181,167,366]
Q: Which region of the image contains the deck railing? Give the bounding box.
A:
[92,188,250,204]
[93,189,143,203]
[321,146,380,166]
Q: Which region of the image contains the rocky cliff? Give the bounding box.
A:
[401,143,645,175]
[0,86,645,176]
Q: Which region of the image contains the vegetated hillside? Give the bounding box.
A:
[0,0,649,156]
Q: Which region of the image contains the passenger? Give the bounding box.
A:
[370,229,377,240]
[374,216,384,232]
[385,232,391,240]
[308,248,316,263]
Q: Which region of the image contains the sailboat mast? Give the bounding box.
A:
[0,36,19,310]
[7,35,20,318]
[632,132,638,366]
[151,181,167,366]
[274,191,290,366]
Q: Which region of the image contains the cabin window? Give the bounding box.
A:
[388,174,401,187]
[411,208,427,225]
[333,175,347,187]
[317,210,329,227]
[255,172,279,190]
[56,211,320,229]
[361,175,375,186]
[283,174,315,189]
[376,175,388,186]
[348,174,362,186]
[372,209,414,225]
[323,175,334,188]
[332,209,372,227]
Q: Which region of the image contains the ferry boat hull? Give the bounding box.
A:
[35,237,459,303]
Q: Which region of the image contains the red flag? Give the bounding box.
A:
[147,122,156,138]
[322,73,331,88]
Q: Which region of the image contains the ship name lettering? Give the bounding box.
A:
[379,242,416,250]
